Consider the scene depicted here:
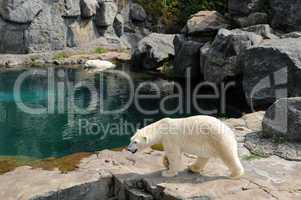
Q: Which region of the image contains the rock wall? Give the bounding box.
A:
[0,0,150,54]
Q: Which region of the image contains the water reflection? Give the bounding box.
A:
[0,66,181,158]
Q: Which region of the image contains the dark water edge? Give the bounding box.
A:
[0,64,250,159]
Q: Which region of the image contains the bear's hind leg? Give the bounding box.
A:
[189,157,209,173]
[219,149,244,179]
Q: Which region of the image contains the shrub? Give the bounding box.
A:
[135,0,226,32]
[53,52,68,60]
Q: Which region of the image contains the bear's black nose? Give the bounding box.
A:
[127,147,137,154]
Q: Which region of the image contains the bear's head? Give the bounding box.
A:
[127,129,161,154]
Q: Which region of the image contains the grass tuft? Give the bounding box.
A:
[53,52,68,60]
[242,154,264,161]
[94,47,108,54]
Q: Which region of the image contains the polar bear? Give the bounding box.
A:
[127,116,244,178]
[84,60,116,70]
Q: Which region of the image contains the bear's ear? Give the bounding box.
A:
[142,136,148,143]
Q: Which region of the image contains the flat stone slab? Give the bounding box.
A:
[0,148,300,200]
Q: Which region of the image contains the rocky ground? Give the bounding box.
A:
[0,111,300,200]
[0,45,131,68]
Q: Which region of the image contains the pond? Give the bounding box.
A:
[0,64,245,159]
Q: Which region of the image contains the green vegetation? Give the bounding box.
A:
[159,60,177,77]
[94,47,108,54]
[0,153,92,175]
[135,0,226,32]
[53,52,69,60]
[242,154,265,161]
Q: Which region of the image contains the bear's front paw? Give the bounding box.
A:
[230,169,245,179]
[188,164,203,174]
[161,170,178,177]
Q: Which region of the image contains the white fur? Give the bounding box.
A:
[84,59,116,70]
[130,116,244,178]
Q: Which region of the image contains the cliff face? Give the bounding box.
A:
[0,0,134,54]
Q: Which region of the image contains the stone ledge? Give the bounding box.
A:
[0,111,300,200]
[1,147,300,200]
[0,38,130,68]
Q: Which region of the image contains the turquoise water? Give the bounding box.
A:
[0,65,242,159]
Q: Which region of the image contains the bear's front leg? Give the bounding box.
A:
[162,155,169,169]
[161,150,181,177]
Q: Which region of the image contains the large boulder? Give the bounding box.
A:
[80,0,99,18]
[228,0,265,16]
[262,97,301,142]
[0,0,43,24]
[173,35,203,78]
[233,12,268,27]
[242,24,279,39]
[201,28,262,82]
[241,38,301,106]
[132,33,175,70]
[183,11,230,38]
[113,14,125,37]
[270,0,301,32]
[130,3,147,22]
[95,1,118,27]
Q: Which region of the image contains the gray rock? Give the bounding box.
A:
[234,12,268,27]
[270,0,301,32]
[66,19,99,47]
[80,0,99,18]
[121,31,147,49]
[0,0,43,24]
[245,132,301,161]
[242,111,265,132]
[0,17,29,53]
[130,3,147,22]
[0,1,68,53]
[281,32,301,39]
[132,33,175,70]
[201,28,262,82]
[127,189,154,200]
[242,24,279,39]
[173,35,203,78]
[113,14,124,37]
[95,1,118,27]
[262,97,301,142]
[240,38,301,106]
[184,11,230,37]
[228,0,265,16]
[25,1,66,53]
[63,0,81,17]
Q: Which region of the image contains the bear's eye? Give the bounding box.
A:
[133,141,138,144]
